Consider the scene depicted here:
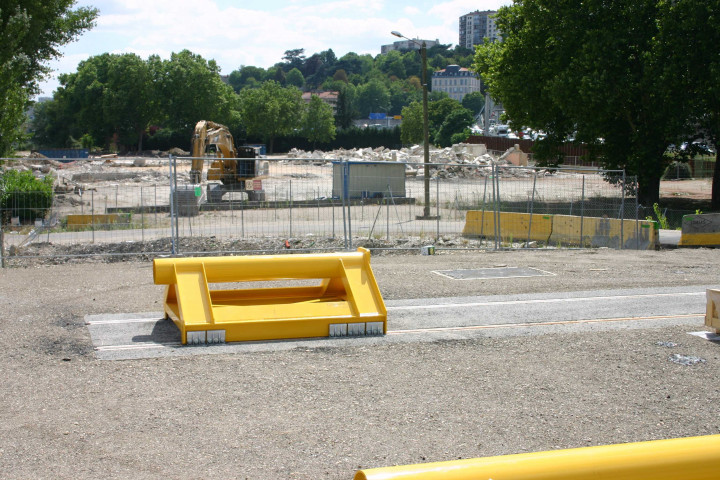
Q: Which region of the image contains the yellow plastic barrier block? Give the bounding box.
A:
[462,211,552,243]
[153,247,386,344]
[66,213,130,231]
[463,211,657,249]
[551,215,657,249]
[354,434,720,480]
[706,289,720,334]
[679,213,720,247]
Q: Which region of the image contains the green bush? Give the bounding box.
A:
[0,170,54,224]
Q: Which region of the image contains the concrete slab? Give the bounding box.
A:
[86,285,712,361]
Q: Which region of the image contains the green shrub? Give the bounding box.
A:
[0,170,54,224]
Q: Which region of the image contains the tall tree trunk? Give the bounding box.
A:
[638,173,661,207]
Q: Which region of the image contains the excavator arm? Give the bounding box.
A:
[189,120,238,184]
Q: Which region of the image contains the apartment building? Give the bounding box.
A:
[431,65,482,102]
[459,10,501,49]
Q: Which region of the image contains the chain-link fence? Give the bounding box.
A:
[1,155,649,264]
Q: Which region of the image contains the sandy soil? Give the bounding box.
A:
[1,248,720,479]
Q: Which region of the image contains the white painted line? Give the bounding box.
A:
[95,342,181,351]
[86,317,164,325]
[387,292,705,311]
[388,314,705,335]
[433,267,556,280]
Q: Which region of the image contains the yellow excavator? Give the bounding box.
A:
[189,120,268,202]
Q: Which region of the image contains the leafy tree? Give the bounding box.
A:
[282,48,306,71]
[473,0,693,204]
[302,95,336,148]
[389,81,420,116]
[662,0,720,209]
[335,52,374,77]
[354,79,390,118]
[239,80,303,153]
[31,95,75,147]
[429,98,463,132]
[400,101,424,145]
[228,65,266,91]
[333,69,348,83]
[155,50,238,134]
[462,91,485,115]
[286,68,305,88]
[320,49,337,67]
[0,0,97,157]
[434,108,473,147]
[334,85,357,129]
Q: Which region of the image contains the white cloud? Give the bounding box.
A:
[35,0,513,97]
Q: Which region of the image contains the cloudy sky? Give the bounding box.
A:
[37,0,511,97]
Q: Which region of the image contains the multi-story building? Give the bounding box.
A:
[381,38,439,54]
[301,91,339,114]
[459,10,501,49]
[431,65,482,102]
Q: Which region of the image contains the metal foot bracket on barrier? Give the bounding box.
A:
[353,434,720,480]
[706,289,720,333]
[153,247,386,344]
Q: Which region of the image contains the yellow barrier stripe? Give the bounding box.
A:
[354,434,720,480]
[679,232,720,246]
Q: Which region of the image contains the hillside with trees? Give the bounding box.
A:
[30,45,480,154]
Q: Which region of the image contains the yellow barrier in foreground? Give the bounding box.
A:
[354,434,720,480]
[706,289,720,333]
[153,247,386,344]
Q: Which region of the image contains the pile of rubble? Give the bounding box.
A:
[284,143,537,178]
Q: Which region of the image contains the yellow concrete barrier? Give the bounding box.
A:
[66,213,130,231]
[706,289,720,333]
[551,215,657,249]
[353,434,720,480]
[462,211,657,249]
[462,211,552,243]
[153,247,386,344]
[679,213,720,247]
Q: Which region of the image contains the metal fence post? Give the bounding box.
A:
[0,227,5,268]
[620,170,626,249]
[141,185,145,243]
[480,174,488,239]
[91,189,95,243]
[496,165,502,248]
[341,161,348,249]
[168,154,176,255]
[386,187,390,241]
[635,180,640,250]
[527,171,537,246]
[436,174,440,241]
[289,179,293,239]
[580,175,586,247]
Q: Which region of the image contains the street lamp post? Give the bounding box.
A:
[391,31,434,219]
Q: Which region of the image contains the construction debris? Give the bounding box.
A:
[285,143,538,178]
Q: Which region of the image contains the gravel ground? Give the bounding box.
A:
[1,247,720,479]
